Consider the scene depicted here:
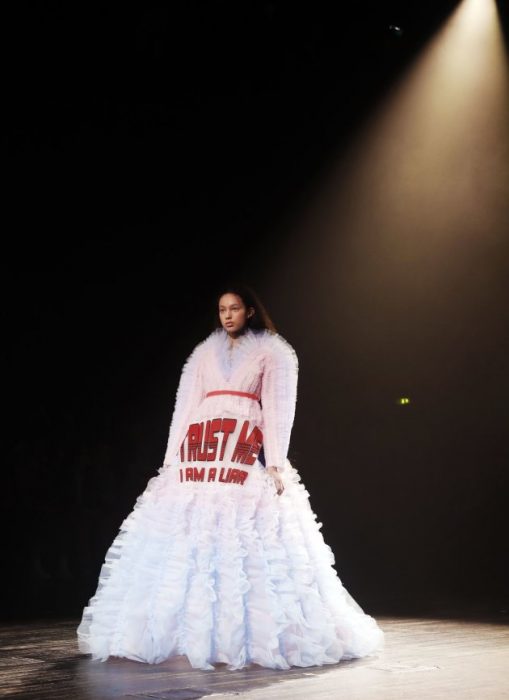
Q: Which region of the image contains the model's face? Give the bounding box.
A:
[218,293,254,335]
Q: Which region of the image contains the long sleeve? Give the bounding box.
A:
[260,334,299,472]
[162,342,205,466]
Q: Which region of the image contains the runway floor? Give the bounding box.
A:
[1,608,508,699]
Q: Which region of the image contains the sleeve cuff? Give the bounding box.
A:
[266,464,285,473]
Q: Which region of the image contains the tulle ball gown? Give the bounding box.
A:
[77,326,385,670]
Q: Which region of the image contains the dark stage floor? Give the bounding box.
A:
[1,603,508,700]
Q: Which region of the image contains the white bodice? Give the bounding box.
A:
[163,326,298,471]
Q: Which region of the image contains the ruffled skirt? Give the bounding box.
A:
[76,460,384,670]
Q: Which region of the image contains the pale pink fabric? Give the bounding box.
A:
[77,325,386,668]
[163,327,298,472]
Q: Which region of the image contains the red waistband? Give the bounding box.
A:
[205,390,260,401]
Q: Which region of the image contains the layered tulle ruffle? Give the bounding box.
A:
[77,461,384,670]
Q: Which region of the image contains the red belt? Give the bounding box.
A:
[205,390,260,401]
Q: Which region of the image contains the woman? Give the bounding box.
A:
[77,283,385,670]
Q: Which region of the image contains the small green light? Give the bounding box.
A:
[397,397,410,405]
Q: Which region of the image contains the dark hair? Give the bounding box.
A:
[213,282,277,332]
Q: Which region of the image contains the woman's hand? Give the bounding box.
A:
[266,466,284,495]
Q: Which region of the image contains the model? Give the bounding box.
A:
[77,283,385,670]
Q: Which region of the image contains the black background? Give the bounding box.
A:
[3,1,508,620]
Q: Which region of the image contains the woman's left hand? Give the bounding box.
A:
[266,466,284,495]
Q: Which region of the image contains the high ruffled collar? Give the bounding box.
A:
[210,326,266,382]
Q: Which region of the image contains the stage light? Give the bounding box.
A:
[389,25,403,37]
[264,0,508,418]
[299,0,509,298]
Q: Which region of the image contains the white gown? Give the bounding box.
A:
[77,326,385,670]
